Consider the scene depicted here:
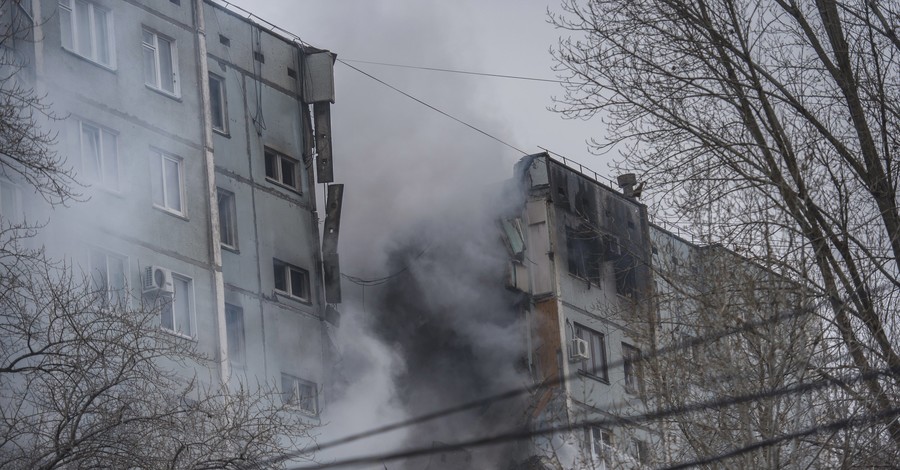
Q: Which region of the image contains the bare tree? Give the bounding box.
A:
[552,0,900,463]
[632,234,824,469]
[0,3,315,467]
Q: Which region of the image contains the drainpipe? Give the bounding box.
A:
[192,0,230,386]
[30,0,43,95]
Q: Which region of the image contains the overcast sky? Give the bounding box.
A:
[226,0,610,170]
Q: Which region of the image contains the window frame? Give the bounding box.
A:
[87,248,128,307]
[217,188,238,250]
[588,426,613,461]
[566,223,603,285]
[280,373,318,415]
[150,149,186,216]
[225,303,245,366]
[273,259,310,303]
[574,323,608,383]
[160,273,195,338]
[208,73,228,134]
[622,342,644,395]
[141,27,180,97]
[58,0,115,68]
[78,120,119,191]
[264,147,300,191]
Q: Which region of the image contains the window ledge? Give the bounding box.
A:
[213,128,230,138]
[161,327,196,342]
[577,370,610,385]
[153,204,189,221]
[88,183,125,198]
[568,272,601,289]
[265,177,302,196]
[221,243,239,254]
[145,84,182,101]
[274,290,312,306]
[61,46,117,72]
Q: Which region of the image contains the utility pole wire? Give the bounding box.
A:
[248,306,813,468]
[284,367,900,469]
[337,59,529,156]
[342,59,584,85]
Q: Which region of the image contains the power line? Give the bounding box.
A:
[337,59,529,156]
[659,406,900,470]
[284,367,900,469]
[341,59,580,85]
[249,306,815,468]
[341,245,431,287]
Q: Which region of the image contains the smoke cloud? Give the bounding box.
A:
[224,1,564,467]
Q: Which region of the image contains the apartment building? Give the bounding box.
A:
[504,153,817,468]
[504,152,656,468]
[11,0,341,410]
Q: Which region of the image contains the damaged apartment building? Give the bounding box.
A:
[503,153,816,469]
[7,0,343,411]
[504,153,656,468]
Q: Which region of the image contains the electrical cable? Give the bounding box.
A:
[337,59,529,156]
[340,244,431,286]
[282,367,900,469]
[341,59,580,85]
[248,305,815,468]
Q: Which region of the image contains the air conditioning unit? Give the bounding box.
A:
[143,266,175,296]
[570,338,591,362]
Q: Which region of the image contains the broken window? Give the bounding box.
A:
[614,250,637,298]
[500,217,525,259]
[566,223,602,284]
[622,343,644,395]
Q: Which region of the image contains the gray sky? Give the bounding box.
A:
[226,0,604,160]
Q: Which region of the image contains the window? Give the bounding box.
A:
[588,426,613,460]
[264,148,299,190]
[575,324,608,381]
[217,189,237,249]
[622,343,644,394]
[209,74,227,133]
[161,274,193,336]
[566,224,602,284]
[225,304,245,366]
[273,259,310,301]
[150,151,184,215]
[281,373,317,414]
[59,0,114,67]
[79,121,118,190]
[88,249,127,306]
[142,28,178,95]
[628,437,648,465]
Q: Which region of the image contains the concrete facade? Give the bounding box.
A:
[13,0,340,412]
[507,153,656,468]
[505,153,815,468]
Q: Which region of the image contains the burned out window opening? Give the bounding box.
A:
[566,223,603,284]
[612,238,638,298]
